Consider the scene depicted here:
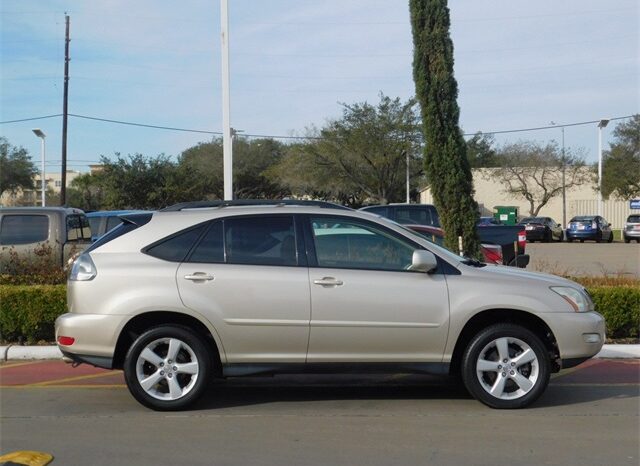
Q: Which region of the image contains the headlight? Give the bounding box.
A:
[69,254,97,281]
[550,286,593,312]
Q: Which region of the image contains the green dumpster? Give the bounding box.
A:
[493,206,519,225]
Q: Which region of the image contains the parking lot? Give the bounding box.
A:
[526,242,640,277]
[1,359,638,466]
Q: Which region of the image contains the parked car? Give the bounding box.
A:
[86,210,149,242]
[57,200,605,411]
[566,215,613,243]
[519,217,564,243]
[407,224,508,266]
[623,214,640,243]
[0,207,92,271]
[359,203,440,227]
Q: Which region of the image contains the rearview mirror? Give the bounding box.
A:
[408,250,438,273]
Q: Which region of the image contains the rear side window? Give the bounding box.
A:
[225,216,297,266]
[145,224,206,262]
[188,221,224,263]
[0,215,49,245]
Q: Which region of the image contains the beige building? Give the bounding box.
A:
[1,170,82,206]
[420,167,635,229]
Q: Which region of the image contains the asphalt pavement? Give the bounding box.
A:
[1,359,638,466]
[526,242,640,277]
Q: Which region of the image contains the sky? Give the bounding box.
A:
[1,0,638,174]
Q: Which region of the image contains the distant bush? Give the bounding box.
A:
[588,286,640,339]
[0,243,67,285]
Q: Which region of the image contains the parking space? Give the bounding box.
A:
[1,359,638,466]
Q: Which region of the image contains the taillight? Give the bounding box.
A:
[57,336,75,346]
[591,222,597,229]
[517,230,526,249]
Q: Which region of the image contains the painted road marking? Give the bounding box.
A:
[31,371,123,386]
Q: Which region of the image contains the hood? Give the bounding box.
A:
[464,262,580,288]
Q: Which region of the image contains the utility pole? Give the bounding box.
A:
[561,126,566,228]
[405,151,410,203]
[220,0,233,200]
[61,14,70,206]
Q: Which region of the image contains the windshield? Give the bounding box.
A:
[571,216,595,222]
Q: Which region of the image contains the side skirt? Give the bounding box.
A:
[222,362,450,378]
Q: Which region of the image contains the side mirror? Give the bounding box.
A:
[408,249,438,273]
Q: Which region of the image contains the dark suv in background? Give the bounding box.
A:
[360,203,440,227]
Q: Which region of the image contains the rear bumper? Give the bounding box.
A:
[623,229,640,239]
[566,230,600,240]
[55,313,127,367]
[525,230,547,240]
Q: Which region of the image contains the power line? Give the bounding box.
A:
[0,114,62,124]
[1,113,635,139]
[68,114,223,135]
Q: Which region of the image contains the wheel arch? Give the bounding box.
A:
[113,311,223,376]
[449,309,560,376]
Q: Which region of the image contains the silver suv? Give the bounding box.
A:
[56,200,605,410]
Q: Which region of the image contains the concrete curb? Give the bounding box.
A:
[2,344,639,361]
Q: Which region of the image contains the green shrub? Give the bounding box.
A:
[0,285,66,343]
[588,286,640,339]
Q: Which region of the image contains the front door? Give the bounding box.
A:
[304,215,450,363]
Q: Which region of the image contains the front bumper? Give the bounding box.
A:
[55,313,128,368]
[545,311,606,368]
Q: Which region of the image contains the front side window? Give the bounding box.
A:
[0,215,49,245]
[225,216,297,266]
[310,217,414,271]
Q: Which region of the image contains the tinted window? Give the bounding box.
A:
[311,217,414,271]
[106,216,123,232]
[88,217,101,234]
[145,224,206,262]
[361,206,388,217]
[86,213,153,253]
[0,215,49,245]
[188,221,224,263]
[67,215,91,241]
[393,206,440,227]
[628,215,640,223]
[225,216,297,266]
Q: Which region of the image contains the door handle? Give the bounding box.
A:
[184,273,214,282]
[313,277,343,287]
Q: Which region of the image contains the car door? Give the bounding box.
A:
[304,215,450,363]
[176,215,311,363]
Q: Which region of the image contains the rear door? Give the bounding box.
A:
[176,215,311,363]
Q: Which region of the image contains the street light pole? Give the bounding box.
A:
[597,119,610,217]
[405,151,410,203]
[220,0,233,200]
[32,129,46,207]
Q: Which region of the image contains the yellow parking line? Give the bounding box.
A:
[30,371,123,386]
[0,361,43,370]
[1,384,125,389]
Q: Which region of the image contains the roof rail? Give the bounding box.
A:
[161,199,352,212]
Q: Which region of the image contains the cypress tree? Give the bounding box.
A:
[409,0,480,256]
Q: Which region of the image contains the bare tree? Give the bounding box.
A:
[487,141,590,216]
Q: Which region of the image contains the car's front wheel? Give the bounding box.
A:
[461,324,550,409]
[124,325,212,411]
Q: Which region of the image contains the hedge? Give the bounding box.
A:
[1,285,67,342]
[0,284,638,343]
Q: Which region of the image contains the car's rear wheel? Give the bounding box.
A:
[461,324,550,409]
[124,325,212,411]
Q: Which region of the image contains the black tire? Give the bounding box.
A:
[579,239,584,243]
[558,232,564,242]
[124,325,213,411]
[607,233,614,243]
[567,237,573,243]
[461,323,550,409]
[543,230,551,243]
